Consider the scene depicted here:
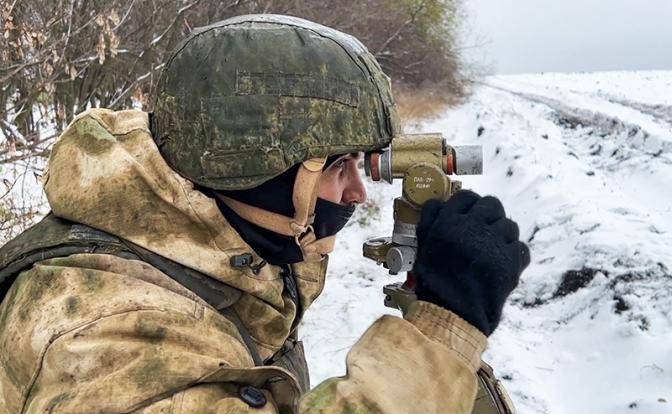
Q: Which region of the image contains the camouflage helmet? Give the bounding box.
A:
[153,14,401,191]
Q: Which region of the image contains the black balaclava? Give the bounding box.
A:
[208,156,355,265]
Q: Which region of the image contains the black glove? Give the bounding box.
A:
[413,190,530,336]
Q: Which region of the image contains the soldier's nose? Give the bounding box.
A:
[342,173,367,205]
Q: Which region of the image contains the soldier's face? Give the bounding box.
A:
[318,153,367,206]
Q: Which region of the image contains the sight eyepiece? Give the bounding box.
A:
[364,134,482,183]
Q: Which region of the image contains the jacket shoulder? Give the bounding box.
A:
[0,253,247,412]
[0,215,135,301]
[67,108,149,137]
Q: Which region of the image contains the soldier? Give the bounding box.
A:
[0,15,529,413]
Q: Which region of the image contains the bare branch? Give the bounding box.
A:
[375,0,429,56]
[150,0,202,47]
[109,63,165,108]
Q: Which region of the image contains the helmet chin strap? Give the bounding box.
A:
[217,157,336,262]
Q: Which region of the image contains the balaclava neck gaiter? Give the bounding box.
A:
[208,157,355,265]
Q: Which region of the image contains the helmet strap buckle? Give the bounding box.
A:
[293,224,315,247]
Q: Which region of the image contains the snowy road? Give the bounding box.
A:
[303,72,672,414]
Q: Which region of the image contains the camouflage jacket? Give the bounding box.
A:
[0,109,487,413]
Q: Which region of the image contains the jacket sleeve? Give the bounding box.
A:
[298,301,487,413]
[133,301,487,414]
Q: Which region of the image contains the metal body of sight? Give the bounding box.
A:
[363,133,483,311]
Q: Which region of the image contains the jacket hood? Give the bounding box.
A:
[44,108,315,308]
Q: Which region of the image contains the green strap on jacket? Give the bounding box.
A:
[0,214,311,393]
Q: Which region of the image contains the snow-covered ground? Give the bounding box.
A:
[302,71,672,414]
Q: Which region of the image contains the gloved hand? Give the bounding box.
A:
[413,190,530,336]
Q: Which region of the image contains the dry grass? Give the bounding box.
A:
[394,85,465,128]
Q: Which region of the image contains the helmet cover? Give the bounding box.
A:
[153,14,401,190]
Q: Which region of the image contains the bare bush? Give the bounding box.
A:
[1,0,465,143]
[0,0,467,240]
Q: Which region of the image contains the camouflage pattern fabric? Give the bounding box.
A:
[0,109,487,413]
[153,15,402,191]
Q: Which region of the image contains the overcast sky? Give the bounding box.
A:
[464,0,672,74]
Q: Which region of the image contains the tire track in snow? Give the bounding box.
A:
[482,81,672,313]
[482,83,672,214]
[483,82,672,161]
[593,93,672,126]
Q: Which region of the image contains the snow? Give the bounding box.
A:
[302,71,672,414]
[0,157,48,242]
[2,70,671,413]
[0,105,53,242]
